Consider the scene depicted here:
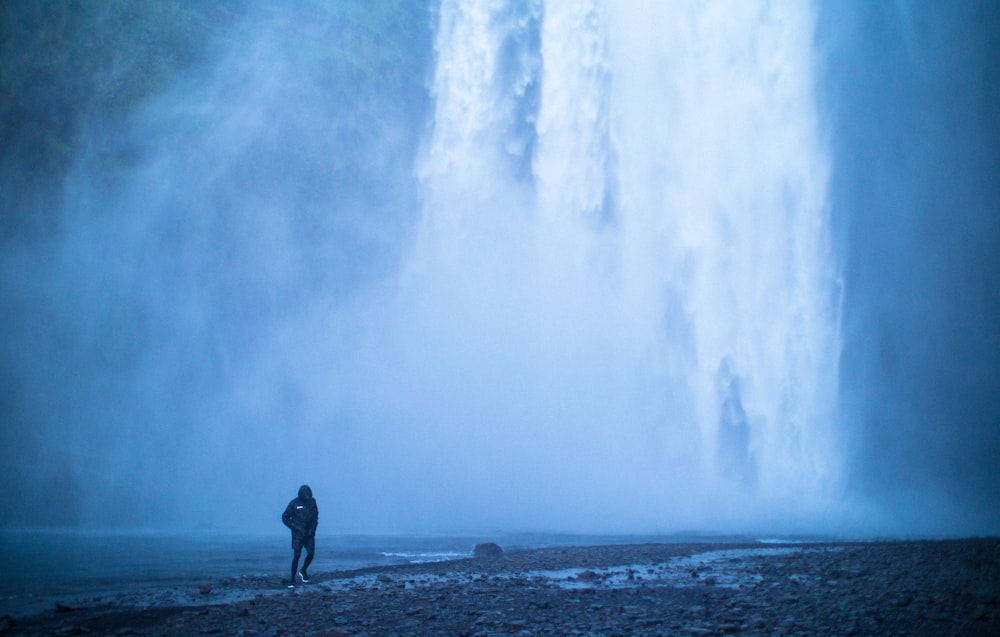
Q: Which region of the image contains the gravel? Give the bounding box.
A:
[3,539,998,636]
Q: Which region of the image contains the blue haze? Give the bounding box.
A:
[0,1,997,537]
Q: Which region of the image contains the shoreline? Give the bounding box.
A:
[3,538,998,636]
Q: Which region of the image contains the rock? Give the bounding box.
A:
[55,602,77,613]
[474,542,504,558]
[199,584,213,595]
[7,539,999,637]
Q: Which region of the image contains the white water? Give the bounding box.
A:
[6,2,995,539]
[340,0,841,532]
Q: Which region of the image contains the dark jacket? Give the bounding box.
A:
[282,485,318,537]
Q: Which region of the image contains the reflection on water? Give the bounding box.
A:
[0,530,479,617]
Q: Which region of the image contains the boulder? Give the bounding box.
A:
[474,542,504,558]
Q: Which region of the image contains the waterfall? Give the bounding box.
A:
[390,0,841,530]
[600,1,842,501]
[7,0,996,535]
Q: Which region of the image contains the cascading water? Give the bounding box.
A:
[386,0,842,530]
[4,1,996,536]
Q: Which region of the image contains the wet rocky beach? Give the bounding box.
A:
[3,539,998,636]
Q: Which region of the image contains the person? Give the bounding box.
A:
[281,484,318,588]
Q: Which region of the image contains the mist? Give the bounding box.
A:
[820,1,1000,535]
[1,1,997,537]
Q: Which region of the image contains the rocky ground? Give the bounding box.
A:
[2,539,998,636]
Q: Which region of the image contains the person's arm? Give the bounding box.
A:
[281,501,297,530]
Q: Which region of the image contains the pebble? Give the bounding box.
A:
[7,539,1000,636]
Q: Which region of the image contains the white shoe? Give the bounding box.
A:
[297,572,309,583]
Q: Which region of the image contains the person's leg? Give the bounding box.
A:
[290,543,303,586]
[300,536,315,580]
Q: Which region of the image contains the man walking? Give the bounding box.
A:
[281,484,318,588]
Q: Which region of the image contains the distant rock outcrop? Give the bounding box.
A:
[474,542,504,558]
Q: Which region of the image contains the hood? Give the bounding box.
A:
[298,484,313,499]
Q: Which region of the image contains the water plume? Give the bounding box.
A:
[8,1,995,537]
[340,0,843,533]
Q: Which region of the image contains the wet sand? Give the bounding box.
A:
[2,539,998,636]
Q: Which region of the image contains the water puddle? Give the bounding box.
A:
[322,545,842,593]
[527,547,812,590]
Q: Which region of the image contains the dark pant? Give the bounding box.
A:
[291,533,315,583]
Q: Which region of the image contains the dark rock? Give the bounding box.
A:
[6,539,1000,636]
[199,584,213,595]
[55,602,76,613]
[474,542,504,558]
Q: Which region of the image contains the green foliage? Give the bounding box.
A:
[0,1,239,237]
[0,0,433,240]
[327,0,430,87]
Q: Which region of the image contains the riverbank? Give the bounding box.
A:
[3,539,998,636]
